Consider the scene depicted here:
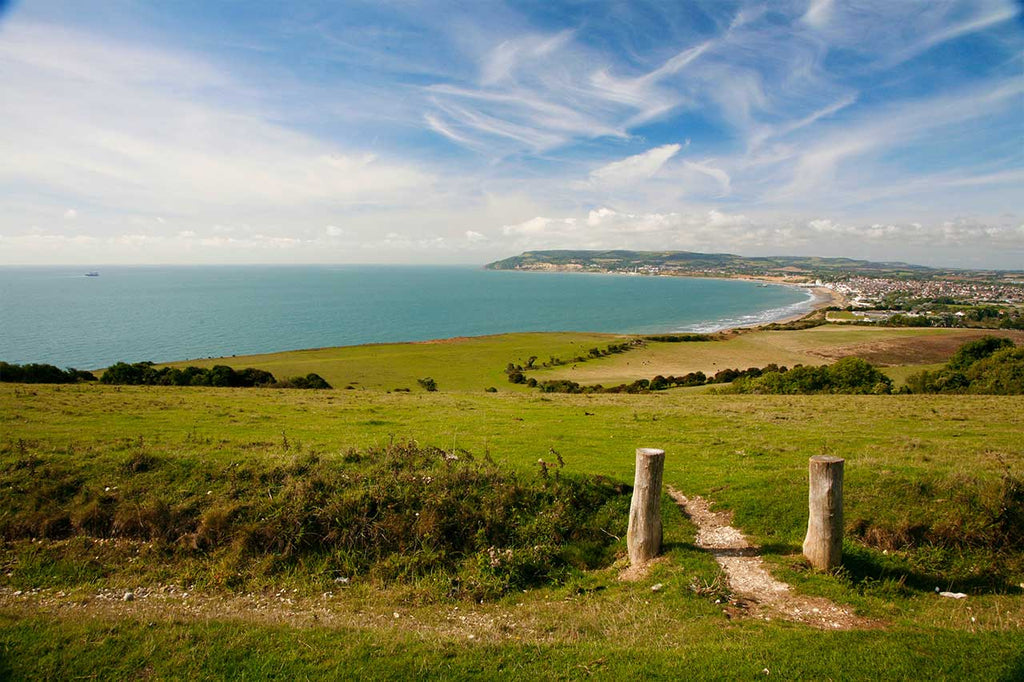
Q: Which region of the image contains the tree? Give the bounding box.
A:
[948,336,1014,371]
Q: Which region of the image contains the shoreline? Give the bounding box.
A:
[740,280,847,329]
[495,267,846,329]
[744,285,842,328]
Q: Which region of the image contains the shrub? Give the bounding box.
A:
[275,373,332,390]
[101,362,280,387]
[948,336,1015,371]
[728,357,891,394]
[643,334,713,342]
[905,338,1021,394]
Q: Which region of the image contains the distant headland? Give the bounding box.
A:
[485,250,1024,309]
[484,249,1023,282]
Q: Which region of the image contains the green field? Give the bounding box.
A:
[164,332,631,392]
[3,325,1024,678]
[164,326,1024,392]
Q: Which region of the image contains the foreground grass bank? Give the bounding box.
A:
[2,378,1023,677]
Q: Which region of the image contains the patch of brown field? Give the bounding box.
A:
[806,330,1024,366]
[412,334,504,345]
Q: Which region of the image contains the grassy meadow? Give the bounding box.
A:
[3,324,1024,678]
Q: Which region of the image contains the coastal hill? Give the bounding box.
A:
[485,249,1020,282]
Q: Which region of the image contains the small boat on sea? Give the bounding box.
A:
[85,271,99,277]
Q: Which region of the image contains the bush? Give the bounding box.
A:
[643,334,713,342]
[417,377,438,392]
[905,338,1021,394]
[728,357,891,394]
[274,373,332,390]
[948,336,1015,371]
[96,362,333,389]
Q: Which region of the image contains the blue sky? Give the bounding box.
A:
[0,0,1021,267]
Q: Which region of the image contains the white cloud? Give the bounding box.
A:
[778,77,1022,202]
[682,160,731,196]
[480,30,575,85]
[801,0,834,29]
[325,225,345,237]
[465,230,488,242]
[887,3,1020,66]
[483,207,1024,264]
[589,144,682,186]
[586,207,617,227]
[63,208,77,220]
[502,216,577,236]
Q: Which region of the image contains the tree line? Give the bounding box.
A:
[0,362,96,384]
[1,360,330,389]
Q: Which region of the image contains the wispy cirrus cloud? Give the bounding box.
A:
[588,144,683,186]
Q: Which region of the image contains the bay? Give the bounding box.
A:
[0,265,813,369]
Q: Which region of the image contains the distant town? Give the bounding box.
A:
[822,277,1024,307]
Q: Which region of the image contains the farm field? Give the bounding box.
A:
[2,326,1023,678]
[528,326,1024,388]
[160,325,1024,391]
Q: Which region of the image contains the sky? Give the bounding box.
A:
[0,0,1022,268]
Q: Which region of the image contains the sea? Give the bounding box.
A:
[0,265,815,369]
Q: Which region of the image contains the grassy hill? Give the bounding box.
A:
[3,326,1024,678]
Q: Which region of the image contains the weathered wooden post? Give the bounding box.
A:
[803,455,844,570]
[628,448,665,565]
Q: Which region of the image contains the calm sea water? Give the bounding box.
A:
[0,265,813,369]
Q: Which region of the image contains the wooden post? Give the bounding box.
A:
[628,448,665,565]
[803,455,844,570]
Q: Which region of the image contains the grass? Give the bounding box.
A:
[4,325,1024,678]
[883,362,945,386]
[2,610,1023,680]
[161,332,631,393]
